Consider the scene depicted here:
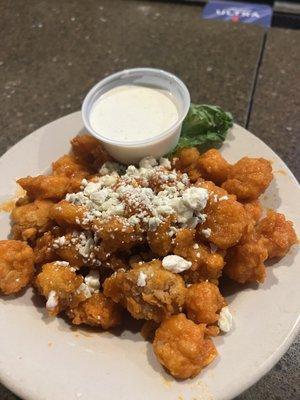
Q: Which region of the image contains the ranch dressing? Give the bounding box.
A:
[90,85,179,142]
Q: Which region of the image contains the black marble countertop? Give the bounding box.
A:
[0,1,299,399]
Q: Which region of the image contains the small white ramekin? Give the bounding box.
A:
[82,68,190,164]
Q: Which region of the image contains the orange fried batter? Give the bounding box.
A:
[224,229,268,284]
[67,292,122,329]
[71,134,111,170]
[196,179,231,199]
[51,200,88,228]
[185,282,226,324]
[94,216,143,252]
[15,195,31,207]
[34,230,57,264]
[173,147,202,182]
[0,240,34,295]
[18,175,71,200]
[257,211,297,258]
[102,253,128,272]
[52,154,91,179]
[200,196,248,249]
[54,240,85,269]
[222,157,273,201]
[153,313,217,379]
[147,217,173,257]
[11,200,54,242]
[35,262,83,315]
[243,200,262,224]
[103,259,186,322]
[198,149,231,185]
[174,228,224,284]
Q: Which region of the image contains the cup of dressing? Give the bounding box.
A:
[82,68,190,164]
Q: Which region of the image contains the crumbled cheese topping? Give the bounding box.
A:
[64,157,209,236]
[162,255,192,273]
[139,156,157,169]
[54,261,70,267]
[99,161,125,176]
[53,236,66,248]
[218,306,233,333]
[202,228,212,238]
[76,283,92,299]
[218,195,229,201]
[84,270,100,293]
[54,260,77,272]
[137,271,147,287]
[182,187,208,210]
[46,290,58,311]
[159,157,171,169]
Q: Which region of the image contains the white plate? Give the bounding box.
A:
[0,112,299,400]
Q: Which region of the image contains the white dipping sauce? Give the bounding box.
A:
[89,85,179,142]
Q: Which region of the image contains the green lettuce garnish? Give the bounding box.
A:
[169,104,233,155]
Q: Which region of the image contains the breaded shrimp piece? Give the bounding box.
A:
[35,262,84,315]
[52,154,91,178]
[200,196,248,249]
[173,228,224,284]
[71,134,111,170]
[18,175,71,200]
[224,230,268,284]
[198,149,231,185]
[67,292,122,329]
[0,240,34,295]
[103,259,186,322]
[173,147,202,182]
[51,200,88,229]
[147,217,173,257]
[257,211,297,258]
[185,282,226,324]
[222,157,273,201]
[243,200,262,224]
[11,200,54,241]
[153,313,217,379]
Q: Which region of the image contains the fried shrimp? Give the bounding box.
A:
[153,313,217,379]
[103,259,186,322]
[0,240,34,295]
[222,157,273,201]
[67,292,122,329]
[11,200,54,241]
[257,211,297,258]
[185,282,226,324]
[35,262,83,315]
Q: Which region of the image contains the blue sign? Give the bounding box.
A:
[202,1,273,28]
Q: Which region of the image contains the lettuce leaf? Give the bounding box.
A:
[169,104,233,155]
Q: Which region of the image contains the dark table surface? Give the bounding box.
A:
[0,1,299,399]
